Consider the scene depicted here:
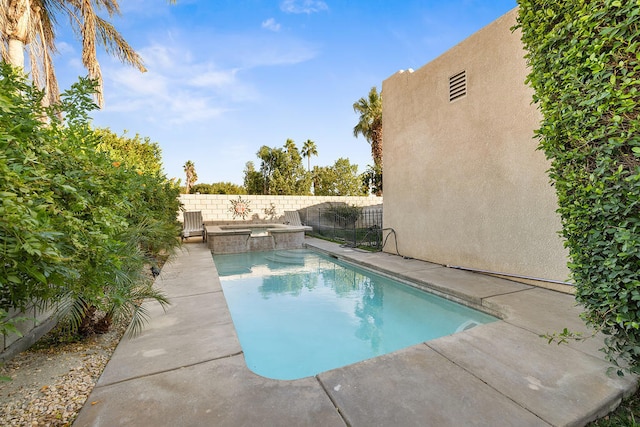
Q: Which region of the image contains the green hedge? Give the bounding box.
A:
[516,1,640,372]
[0,63,181,336]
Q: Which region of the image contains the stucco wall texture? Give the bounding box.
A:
[382,8,570,283]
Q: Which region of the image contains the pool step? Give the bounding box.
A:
[265,251,307,265]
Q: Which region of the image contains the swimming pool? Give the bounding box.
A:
[213,249,497,380]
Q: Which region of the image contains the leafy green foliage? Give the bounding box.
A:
[0,65,74,311]
[323,203,363,227]
[591,389,640,426]
[0,309,28,338]
[313,158,368,196]
[516,1,640,373]
[190,182,246,194]
[243,161,264,195]
[95,128,163,175]
[250,140,312,195]
[353,87,383,169]
[0,63,181,339]
[362,164,383,196]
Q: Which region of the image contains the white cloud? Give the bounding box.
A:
[166,95,229,124]
[242,44,317,67]
[96,25,316,128]
[261,18,281,32]
[138,44,176,69]
[111,67,169,96]
[103,73,230,124]
[280,0,328,14]
[189,69,238,88]
[214,34,318,68]
[99,39,253,126]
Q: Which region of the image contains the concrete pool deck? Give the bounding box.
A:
[74,238,637,426]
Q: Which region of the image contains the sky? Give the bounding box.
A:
[52,0,517,186]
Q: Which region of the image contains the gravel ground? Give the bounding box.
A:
[0,260,166,426]
[0,320,127,426]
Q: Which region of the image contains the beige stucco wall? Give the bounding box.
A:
[382,8,570,283]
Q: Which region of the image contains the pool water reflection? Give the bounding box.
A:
[213,249,497,380]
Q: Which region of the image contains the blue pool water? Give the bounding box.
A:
[213,249,497,380]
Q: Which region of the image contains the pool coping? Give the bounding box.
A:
[73,237,638,427]
[206,223,313,255]
[207,223,313,236]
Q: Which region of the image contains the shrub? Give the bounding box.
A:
[0,63,180,338]
[323,204,363,227]
[516,1,640,373]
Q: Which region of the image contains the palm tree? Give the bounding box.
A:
[353,86,383,168]
[183,160,197,194]
[0,0,174,107]
[301,139,318,172]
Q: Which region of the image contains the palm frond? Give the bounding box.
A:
[0,1,9,61]
[78,0,103,107]
[353,86,383,167]
[92,0,121,17]
[123,284,170,338]
[95,16,146,72]
[35,11,60,107]
[54,294,91,334]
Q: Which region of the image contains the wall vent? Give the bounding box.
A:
[449,70,467,102]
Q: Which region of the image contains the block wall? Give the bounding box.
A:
[179,195,383,223]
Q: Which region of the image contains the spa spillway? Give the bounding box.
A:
[207,223,312,254]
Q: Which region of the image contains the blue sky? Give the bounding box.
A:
[54,0,517,185]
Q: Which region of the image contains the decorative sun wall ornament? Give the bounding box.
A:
[229,196,252,220]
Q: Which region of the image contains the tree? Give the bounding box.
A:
[332,158,366,196]
[183,160,197,194]
[95,128,163,175]
[0,0,175,107]
[301,139,318,172]
[191,182,245,195]
[243,161,264,195]
[353,87,383,196]
[254,140,311,195]
[314,158,367,196]
[362,164,383,196]
[353,87,383,169]
[256,145,282,194]
[269,139,311,195]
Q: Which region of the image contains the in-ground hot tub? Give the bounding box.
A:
[207,223,312,254]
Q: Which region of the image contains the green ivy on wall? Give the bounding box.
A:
[515,1,640,373]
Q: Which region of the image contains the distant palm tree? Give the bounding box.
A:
[284,138,297,155]
[301,139,318,172]
[183,160,198,194]
[353,87,383,168]
[0,0,174,107]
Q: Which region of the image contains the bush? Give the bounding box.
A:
[323,204,363,227]
[0,63,181,338]
[516,1,640,373]
[191,182,246,194]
